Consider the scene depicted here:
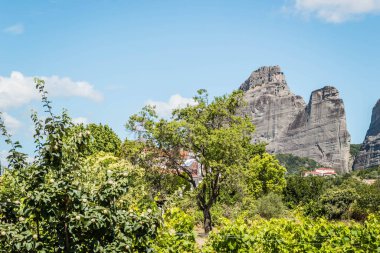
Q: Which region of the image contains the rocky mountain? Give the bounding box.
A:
[353,100,380,169]
[240,66,351,173]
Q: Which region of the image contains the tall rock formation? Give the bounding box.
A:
[353,100,380,169]
[240,66,351,173]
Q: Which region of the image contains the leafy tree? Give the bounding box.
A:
[0,79,159,252]
[70,123,121,156]
[283,175,343,208]
[319,186,359,220]
[127,89,284,233]
[246,153,286,198]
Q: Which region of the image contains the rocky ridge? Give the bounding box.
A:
[353,100,380,169]
[240,66,351,173]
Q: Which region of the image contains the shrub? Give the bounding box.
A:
[153,207,196,253]
[254,193,286,219]
[0,79,159,252]
[204,215,380,252]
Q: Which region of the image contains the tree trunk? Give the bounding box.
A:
[203,207,212,234]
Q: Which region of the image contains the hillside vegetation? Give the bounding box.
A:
[0,80,379,252]
[276,154,320,174]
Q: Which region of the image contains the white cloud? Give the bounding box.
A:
[292,0,380,23]
[2,112,22,134]
[72,117,89,125]
[3,23,24,35]
[0,71,103,110]
[146,94,197,117]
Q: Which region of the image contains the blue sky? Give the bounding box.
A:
[1,0,380,156]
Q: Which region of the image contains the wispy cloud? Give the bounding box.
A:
[146,94,197,117]
[289,0,380,23]
[0,71,103,110]
[3,23,24,35]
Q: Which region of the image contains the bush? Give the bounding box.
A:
[319,186,359,220]
[254,193,286,219]
[0,79,159,252]
[283,175,343,208]
[153,207,196,253]
[204,215,380,252]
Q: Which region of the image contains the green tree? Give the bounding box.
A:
[70,123,121,156]
[127,89,284,233]
[319,186,359,220]
[283,175,340,207]
[0,79,159,252]
[246,153,286,198]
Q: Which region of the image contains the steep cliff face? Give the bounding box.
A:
[353,100,380,169]
[240,66,306,149]
[241,66,351,173]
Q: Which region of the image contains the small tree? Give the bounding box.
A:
[127,89,274,233]
[0,79,159,252]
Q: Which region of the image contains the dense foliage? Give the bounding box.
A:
[353,166,380,179]
[203,215,380,252]
[284,174,380,221]
[276,154,320,174]
[0,79,379,251]
[0,79,159,252]
[127,89,286,233]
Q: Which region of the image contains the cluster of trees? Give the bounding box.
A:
[284,174,380,220]
[0,78,379,252]
[275,154,320,175]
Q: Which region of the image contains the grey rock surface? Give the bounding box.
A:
[353,100,380,169]
[240,66,351,173]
